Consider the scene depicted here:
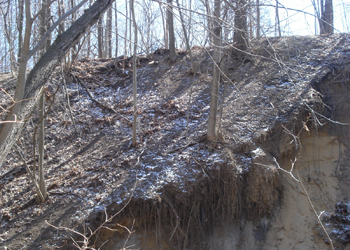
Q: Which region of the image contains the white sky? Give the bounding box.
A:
[276,0,350,35]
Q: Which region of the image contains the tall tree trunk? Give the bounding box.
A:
[320,0,333,34]
[207,0,221,144]
[17,0,24,59]
[131,0,137,146]
[159,2,168,49]
[256,0,260,38]
[204,0,212,45]
[115,0,119,57]
[106,6,112,58]
[167,0,177,62]
[124,0,128,56]
[233,0,248,52]
[0,0,116,168]
[275,0,281,37]
[36,0,51,201]
[98,15,104,58]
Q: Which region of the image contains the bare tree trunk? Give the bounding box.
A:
[38,92,47,200]
[204,0,212,45]
[248,0,252,39]
[36,0,52,201]
[106,6,112,58]
[115,0,119,57]
[275,0,281,37]
[124,0,128,56]
[159,2,168,49]
[131,0,137,146]
[70,0,77,62]
[320,0,333,34]
[256,0,260,38]
[17,0,24,59]
[129,0,132,56]
[207,0,221,144]
[87,0,93,57]
[233,0,248,52]
[98,15,104,58]
[167,0,177,62]
[0,0,116,168]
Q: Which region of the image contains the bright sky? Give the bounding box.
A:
[276,0,350,35]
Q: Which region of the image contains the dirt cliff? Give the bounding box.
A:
[1,34,350,250]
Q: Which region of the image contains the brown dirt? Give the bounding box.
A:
[0,34,350,250]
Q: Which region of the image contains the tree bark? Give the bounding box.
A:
[167,0,177,62]
[256,0,260,38]
[207,0,221,144]
[0,0,116,168]
[124,0,128,56]
[131,0,137,147]
[98,15,104,58]
[17,0,24,59]
[320,0,333,34]
[233,0,248,52]
[114,0,119,57]
[275,0,281,37]
[106,6,112,58]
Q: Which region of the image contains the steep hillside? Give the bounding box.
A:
[0,34,350,250]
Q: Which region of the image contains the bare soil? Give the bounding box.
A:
[0,34,350,250]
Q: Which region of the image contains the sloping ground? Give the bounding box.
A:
[0,34,349,250]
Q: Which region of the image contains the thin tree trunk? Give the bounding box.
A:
[98,15,104,58]
[256,0,260,38]
[275,0,281,37]
[159,2,168,49]
[106,6,112,58]
[17,0,24,60]
[167,0,177,62]
[38,92,47,200]
[204,0,212,45]
[129,1,132,57]
[207,0,221,144]
[115,1,119,57]
[124,0,128,56]
[131,0,137,146]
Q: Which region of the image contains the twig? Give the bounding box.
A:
[61,63,78,134]
[14,144,45,202]
[71,73,131,123]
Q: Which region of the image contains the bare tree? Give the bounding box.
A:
[159,1,168,49]
[124,0,128,56]
[275,0,281,37]
[131,0,137,146]
[98,14,104,58]
[207,0,221,144]
[320,0,333,34]
[233,0,248,52]
[17,0,24,59]
[106,6,112,58]
[167,0,177,62]
[0,0,115,168]
[114,0,119,57]
[256,0,260,37]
